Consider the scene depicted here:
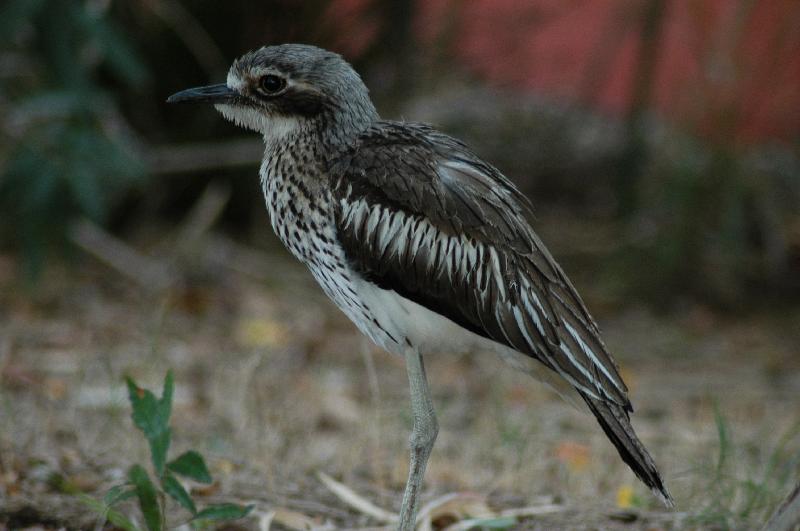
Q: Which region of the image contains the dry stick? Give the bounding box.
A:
[317,472,398,524]
[69,218,175,290]
[319,471,570,530]
[171,181,231,254]
[496,504,566,519]
[0,336,10,372]
[232,481,353,520]
[763,481,800,531]
[69,183,230,290]
[360,338,385,488]
[204,234,309,285]
[69,179,230,289]
[146,139,262,175]
[269,495,353,520]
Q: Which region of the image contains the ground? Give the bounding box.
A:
[1,213,799,530]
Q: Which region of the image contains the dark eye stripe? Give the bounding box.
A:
[266,88,325,117]
[247,78,326,118]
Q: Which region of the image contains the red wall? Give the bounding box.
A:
[334,0,800,145]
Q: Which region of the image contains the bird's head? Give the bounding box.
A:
[168,44,378,141]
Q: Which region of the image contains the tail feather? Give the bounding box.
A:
[582,394,674,508]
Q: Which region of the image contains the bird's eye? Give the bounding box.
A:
[259,74,286,94]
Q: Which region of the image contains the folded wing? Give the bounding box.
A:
[330,121,629,409]
[329,121,673,507]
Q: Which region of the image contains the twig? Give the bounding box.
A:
[171,182,231,254]
[0,336,10,372]
[270,496,353,520]
[360,338,384,485]
[317,472,398,524]
[204,234,309,285]
[497,504,566,518]
[145,138,263,175]
[763,480,800,531]
[69,218,174,290]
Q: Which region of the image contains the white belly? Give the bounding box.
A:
[349,277,483,355]
[347,276,582,406]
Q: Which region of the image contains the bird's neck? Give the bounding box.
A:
[259,120,331,194]
[319,107,378,148]
[263,122,376,175]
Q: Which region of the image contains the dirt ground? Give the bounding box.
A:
[1,216,799,530]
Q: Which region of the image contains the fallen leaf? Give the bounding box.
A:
[616,485,634,508]
[192,481,220,497]
[417,492,493,531]
[555,441,590,472]
[214,458,236,476]
[44,377,68,400]
[257,507,334,530]
[235,319,289,348]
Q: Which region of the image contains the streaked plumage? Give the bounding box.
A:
[168,43,673,526]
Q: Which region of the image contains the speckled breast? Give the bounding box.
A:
[259,146,403,352]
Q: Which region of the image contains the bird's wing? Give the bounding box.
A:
[329,121,629,409]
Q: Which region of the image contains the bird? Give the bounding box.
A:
[168,43,673,529]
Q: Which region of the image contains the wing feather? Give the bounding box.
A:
[330,121,629,408]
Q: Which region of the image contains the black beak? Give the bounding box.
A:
[167,83,238,104]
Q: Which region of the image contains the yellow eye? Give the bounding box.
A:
[259,74,286,94]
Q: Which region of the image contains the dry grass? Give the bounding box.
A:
[1,222,799,530]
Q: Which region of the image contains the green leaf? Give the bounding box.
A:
[0,0,48,39]
[192,503,253,522]
[77,7,150,86]
[167,451,213,484]
[159,371,174,421]
[76,494,140,531]
[47,471,79,494]
[125,377,167,438]
[126,372,174,474]
[128,464,162,531]
[104,484,137,506]
[713,400,730,478]
[161,471,196,514]
[149,429,171,477]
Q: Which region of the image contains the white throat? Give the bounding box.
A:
[214,104,302,145]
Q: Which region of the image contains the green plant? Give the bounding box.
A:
[689,403,800,529]
[0,0,149,277]
[79,371,252,530]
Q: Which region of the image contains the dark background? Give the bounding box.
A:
[2,0,799,307]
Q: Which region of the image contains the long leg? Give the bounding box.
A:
[398,347,439,530]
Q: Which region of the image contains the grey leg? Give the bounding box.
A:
[397,348,439,531]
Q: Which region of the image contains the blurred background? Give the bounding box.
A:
[2,0,799,305]
[1,1,800,529]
